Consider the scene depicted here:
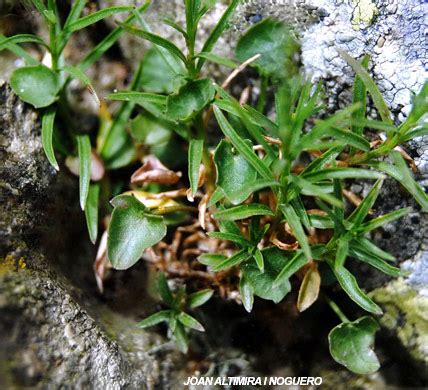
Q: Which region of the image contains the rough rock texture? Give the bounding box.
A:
[371,280,428,373]
[0,82,181,388]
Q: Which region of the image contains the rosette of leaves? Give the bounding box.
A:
[138,273,213,353]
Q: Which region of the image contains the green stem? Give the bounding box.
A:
[48,20,58,70]
[349,133,401,165]
[46,0,62,71]
[324,294,350,323]
[195,112,214,190]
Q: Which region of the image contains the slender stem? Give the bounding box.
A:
[324,294,350,323]
[349,133,401,165]
[195,113,214,191]
[47,1,58,71]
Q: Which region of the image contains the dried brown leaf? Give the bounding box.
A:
[297,263,321,312]
[94,230,110,293]
[131,155,181,185]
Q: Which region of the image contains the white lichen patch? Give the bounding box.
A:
[351,0,379,30]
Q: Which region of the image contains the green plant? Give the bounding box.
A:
[0,0,149,223]
[139,273,213,353]
[3,0,427,375]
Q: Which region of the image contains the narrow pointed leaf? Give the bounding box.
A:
[229,98,277,161]
[0,34,39,65]
[107,91,167,106]
[308,214,335,229]
[348,179,383,227]
[188,139,204,197]
[335,237,349,268]
[213,249,251,271]
[207,188,225,207]
[196,0,239,71]
[228,180,282,203]
[351,236,395,262]
[198,253,227,267]
[41,106,59,171]
[101,63,143,168]
[213,105,273,179]
[253,248,264,272]
[0,34,48,50]
[338,50,392,125]
[328,261,383,315]
[213,204,274,221]
[349,245,404,277]
[157,272,174,306]
[302,145,344,175]
[178,312,205,332]
[356,208,411,233]
[290,196,311,231]
[305,168,384,182]
[214,98,278,135]
[274,252,306,286]
[173,322,188,353]
[77,134,91,210]
[280,204,312,261]
[293,175,343,208]
[370,154,428,211]
[188,289,213,309]
[326,127,370,151]
[62,65,100,106]
[64,6,134,33]
[137,310,171,328]
[207,232,251,248]
[79,4,151,71]
[351,55,369,136]
[64,0,86,28]
[118,22,187,64]
[161,17,187,38]
[197,52,238,68]
[85,183,100,244]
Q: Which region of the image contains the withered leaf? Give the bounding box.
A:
[131,155,181,185]
[297,263,321,312]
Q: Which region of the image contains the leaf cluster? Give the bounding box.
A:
[138,273,213,353]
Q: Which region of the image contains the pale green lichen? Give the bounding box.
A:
[370,280,428,366]
[351,0,379,30]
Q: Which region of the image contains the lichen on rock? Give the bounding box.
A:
[370,279,428,376]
